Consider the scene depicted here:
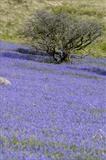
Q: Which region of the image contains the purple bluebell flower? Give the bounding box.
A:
[0,41,106,160]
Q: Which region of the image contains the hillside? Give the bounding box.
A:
[0,1,106,159]
[0,0,106,57]
[0,41,106,159]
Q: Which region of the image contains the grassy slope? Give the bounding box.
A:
[0,0,106,57]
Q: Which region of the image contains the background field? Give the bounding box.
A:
[0,0,106,57]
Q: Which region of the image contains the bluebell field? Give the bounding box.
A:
[0,41,106,160]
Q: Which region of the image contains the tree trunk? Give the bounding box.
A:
[53,51,70,63]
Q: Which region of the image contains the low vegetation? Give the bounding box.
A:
[0,0,106,58]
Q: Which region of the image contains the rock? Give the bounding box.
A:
[92,129,106,141]
[0,77,11,85]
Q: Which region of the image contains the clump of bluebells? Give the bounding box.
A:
[0,41,106,159]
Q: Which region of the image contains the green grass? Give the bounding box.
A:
[100,42,106,52]
[0,135,105,160]
[0,0,106,57]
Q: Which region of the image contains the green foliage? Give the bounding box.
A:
[28,137,44,147]
[11,136,19,145]
[100,42,106,52]
[74,155,99,160]
[44,151,64,159]
[70,144,77,151]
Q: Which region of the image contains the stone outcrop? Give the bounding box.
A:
[0,77,11,85]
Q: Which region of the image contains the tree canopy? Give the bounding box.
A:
[23,10,102,63]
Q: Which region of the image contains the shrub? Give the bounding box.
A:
[23,10,102,63]
[14,0,24,3]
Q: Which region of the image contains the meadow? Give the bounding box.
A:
[0,0,106,160]
[0,40,106,159]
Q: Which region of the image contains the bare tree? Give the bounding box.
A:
[23,10,102,63]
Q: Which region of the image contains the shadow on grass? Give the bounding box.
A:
[81,67,106,76]
[68,66,106,76]
[16,48,48,56]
